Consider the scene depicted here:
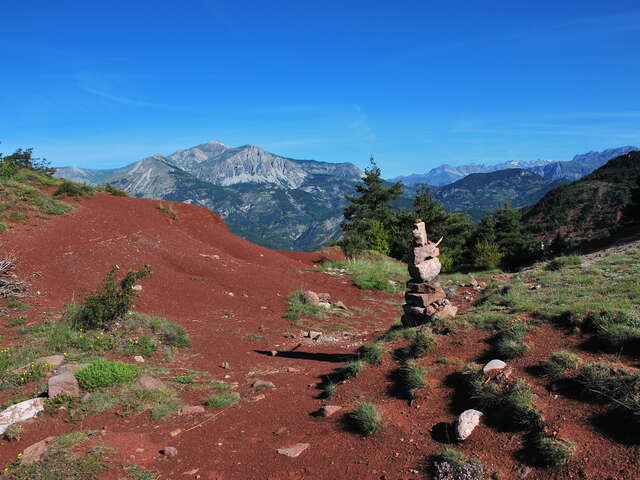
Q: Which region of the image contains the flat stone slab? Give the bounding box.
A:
[48,370,80,397]
[277,443,310,458]
[319,405,342,417]
[21,436,55,465]
[0,398,45,434]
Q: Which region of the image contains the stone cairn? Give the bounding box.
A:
[401,219,458,327]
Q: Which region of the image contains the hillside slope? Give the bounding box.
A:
[523,150,640,239]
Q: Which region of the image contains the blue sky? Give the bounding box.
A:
[1,0,639,177]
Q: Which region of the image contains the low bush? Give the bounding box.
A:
[119,386,182,420]
[334,360,366,380]
[124,335,157,357]
[68,265,151,330]
[433,447,486,480]
[542,351,581,382]
[529,434,575,466]
[347,401,383,436]
[54,180,95,198]
[398,361,427,399]
[205,392,239,409]
[494,321,529,359]
[283,290,327,322]
[357,342,387,364]
[402,329,436,359]
[546,255,582,271]
[76,359,138,391]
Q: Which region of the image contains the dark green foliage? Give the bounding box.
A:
[347,401,383,435]
[402,329,436,359]
[357,342,387,364]
[398,360,427,399]
[54,180,95,198]
[75,359,138,391]
[339,157,403,257]
[69,265,151,330]
[623,175,640,222]
[461,364,543,431]
[335,360,366,380]
[542,351,581,382]
[528,435,576,466]
[0,148,54,178]
[494,321,530,359]
[546,255,582,271]
[472,203,541,269]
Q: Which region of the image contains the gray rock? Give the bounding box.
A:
[302,291,320,305]
[319,405,342,417]
[318,302,331,309]
[277,443,310,458]
[252,380,275,390]
[455,409,483,440]
[408,257,441,283]
[21,436,55,465]
[161,446,178,457]
[48,370,80,398]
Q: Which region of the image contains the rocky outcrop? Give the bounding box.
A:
[0,398,45,435]
[401,220,457,327]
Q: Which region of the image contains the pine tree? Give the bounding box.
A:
[339,157,403,257]
[623,175,640,222]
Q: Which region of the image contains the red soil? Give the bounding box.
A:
[0,193,638,479]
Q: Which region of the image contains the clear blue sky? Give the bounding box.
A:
[1,0,639,176]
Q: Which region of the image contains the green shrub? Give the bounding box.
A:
[473,240,504,269]
[335,360,365,380]
[320,382,337,399]
[398,361,427,399]
[284,290,327,322]
[172,375,195,384]
[128,312,191,348]
[494,321,529,359]
[124,335,157,357]
[156,203,177,218]
[118,386,182,419]
[54,180,95,198]
[434,447,486,480]
[205,392,239,409]
[530,435,575,466]
[103,184,127,196]
[546,255,582,271]
[44,393,78,415]
[76,359,138,391]
[402,329,436,359]
[357,343,387,364]
[69,265,151,330]
[347,401,383,436]
[542,351,581,382]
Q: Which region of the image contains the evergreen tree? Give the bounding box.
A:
[472,203,540,269]
[339,157,403,257]
[623,175,640,222]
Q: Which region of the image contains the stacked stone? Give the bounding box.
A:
[401,219,458,327]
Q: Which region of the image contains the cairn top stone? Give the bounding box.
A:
[413,220,428,247]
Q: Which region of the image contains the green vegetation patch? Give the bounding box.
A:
[346,401,383,436]
[205,392,239,409]
[76,359,138,391]
[319,253,408,293]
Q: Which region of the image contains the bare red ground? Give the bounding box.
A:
[0,193,638,479]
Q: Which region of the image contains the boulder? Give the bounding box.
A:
[277,443,310,458]
[0,398,45,435]
[413,244,440,263]
[408,257,441,283]
[433,303,458,320]
[137,375,165,390]
[48,370,80,398]
[302,291,320,305]
[37,355,65,368]
[456,409,483,440]
[21,436,55,465]
[483,359,507,375]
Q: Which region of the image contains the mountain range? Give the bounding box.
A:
[391,146,638,186]
[56,143,638,250]
[56,141,362,251]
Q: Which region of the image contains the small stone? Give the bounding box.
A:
[250,394,266,402]
[177,406,206,415]
[318,302,331,309]
[319,405,342,417]
[161,446,178,457]
[434,303,458,320]
[220,361,230,369]
[305,330,322,340]
[483,359,507,375]
[286,367,301,373]
[302,290,320,305]
[20,436,55,465]
[456,409,483,440]
[37,355,65,368]
[333,300,348,310]
[133,355,145,363]
[252,380,275,390]
[131,284,143,291]
[183,469,200,475]
[169,428,183,437]
[317,293,331,302]
[135,448,145,453]
[48,370,80,398]
[277,443,310,458]
[137,375,165,390]
[270,350,278,356]
[227,291,235,296]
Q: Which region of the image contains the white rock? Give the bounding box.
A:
[131,284,143,291]
[0,398,45,434]
[318,302,331,309]
[455,409,483,440]
[134,356,145,363]
[483,359,507,374]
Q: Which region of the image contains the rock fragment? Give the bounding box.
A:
[455,409,483,440]
[48,370,80,398]
[277,443,310,458]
